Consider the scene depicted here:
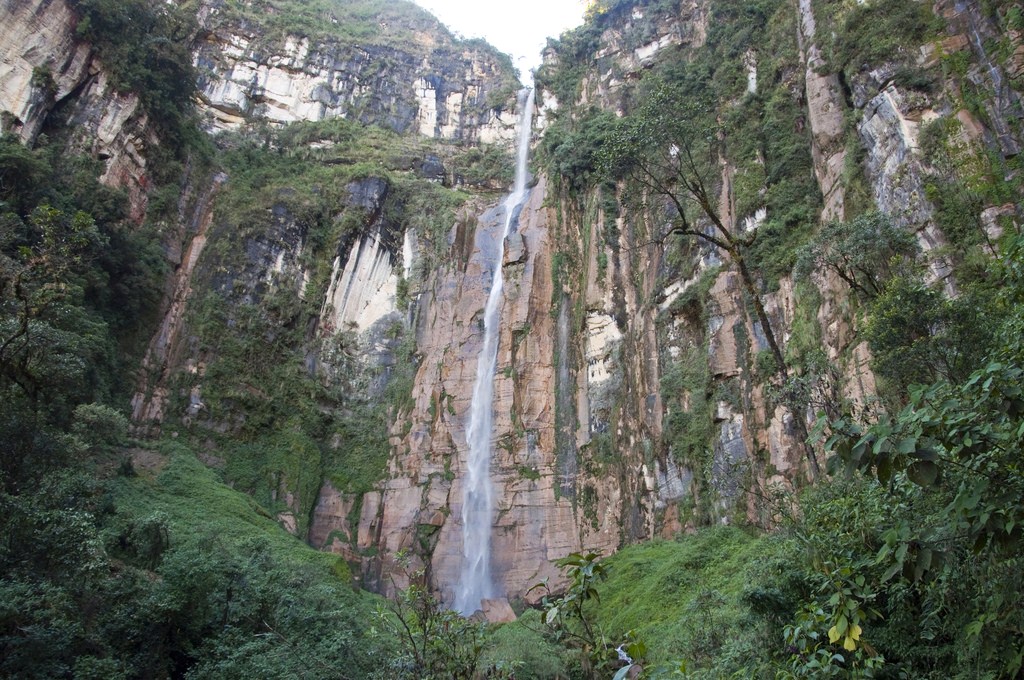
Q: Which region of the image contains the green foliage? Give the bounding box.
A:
[223,424,323,534]
[864,274,997,397]
[584,527,794,676]
[376,567,489,679]
[450,143,515,188]
[531,551,643,676]
[926,179,987,248]
[0,135,49,214]
[806,236,1024,678]
[814,0,941,76]
[0,133,165,438]
[794,212,919,300]
[918,115,1021,254]
[540,107,620,194]
[660,344,713,470]
[477,610,572,679]
[15,107,436,649]
[0,134,167,490]
[0,443,394,678]
[70,402,130,454]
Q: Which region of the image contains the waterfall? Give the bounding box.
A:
[454,88,535,615]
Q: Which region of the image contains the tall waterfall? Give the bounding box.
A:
[454,88,535,615]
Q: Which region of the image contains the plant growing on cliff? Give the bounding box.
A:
[802,235,1024,677]
[71,0,200,155]
[603,82,788,378]
[794,212,918,301]
[603,80,820,473]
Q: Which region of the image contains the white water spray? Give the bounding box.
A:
[454,88,535,615]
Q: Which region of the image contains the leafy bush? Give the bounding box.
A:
[794,212,918,300]
[71,0,199,150]
[864,274,997,397]
[815,0,941,75]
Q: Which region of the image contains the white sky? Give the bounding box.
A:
[411,0,587,83]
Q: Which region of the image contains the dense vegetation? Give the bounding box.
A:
[160,105,519,538]
[0,0,517,676]
[0,124,400,677]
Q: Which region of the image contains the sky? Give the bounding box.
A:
[411,0,587,83]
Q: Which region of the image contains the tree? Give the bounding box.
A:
[794,212,917,301]
[0,206,106,405]
[530,551,646,678]
[815,235,1024,676]
[376,561,488,679]
[604,82,786,376]
[863,274,996,396]
[603,81,819,472]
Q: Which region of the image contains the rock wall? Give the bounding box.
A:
[8,0,1022,612]
[339,177,622,602]
[0,0,91,142]
[132,172,227,427]
[124,0,1024,611]
[0,0,153,221]
[193,10,519,143]
[493,0,1024,572]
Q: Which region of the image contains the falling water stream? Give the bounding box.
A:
[454,88,535,615]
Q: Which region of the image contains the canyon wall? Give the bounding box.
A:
[3,0,1022,610]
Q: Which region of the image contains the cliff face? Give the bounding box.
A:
[472,0,1022,599]
[4,0,1022,612]
[192,4,519,143]
[344,176,625,601]
[0,0,153,221]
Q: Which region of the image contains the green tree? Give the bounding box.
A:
[794,212,918,301]
[531,551,646,678]
[864,275,996,395]
[602,82,789,381]
[817,235,1024,677]
[376,565,488,679]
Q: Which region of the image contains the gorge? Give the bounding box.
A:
[1,0,1023,677]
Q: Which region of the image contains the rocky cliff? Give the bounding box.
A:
[191,4,521,143]
[0,0,155,221]
[3,0,1022,614]
[482,0,1022,599]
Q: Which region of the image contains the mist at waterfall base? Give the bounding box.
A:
[453,88,536,616]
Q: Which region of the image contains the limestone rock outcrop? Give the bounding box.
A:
[0,0,153,221]
[193,10,519,143]
[0,0,91,143]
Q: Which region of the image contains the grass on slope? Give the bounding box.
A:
[587,526,799,676]
[111,440,349,572]
[104,440,394,678]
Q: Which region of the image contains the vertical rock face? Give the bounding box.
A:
[192,11,519,143]
[357,176,620,602]
[797,0,847,223]
[0,0,153,221]
[132,173,228,427]
[0,0,91,142]
[472,0,1022,576]
[320,178,400,336]
[8,0,1022,610]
